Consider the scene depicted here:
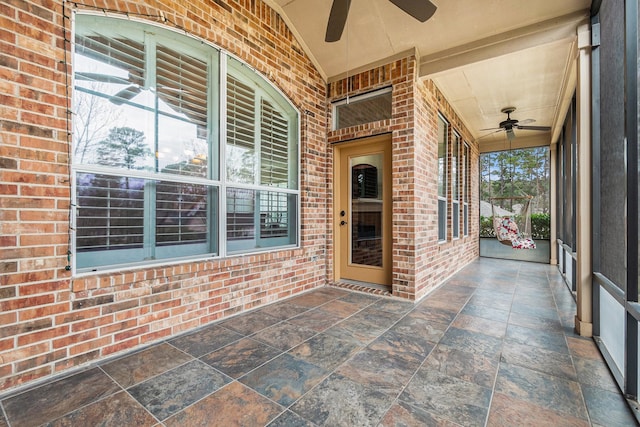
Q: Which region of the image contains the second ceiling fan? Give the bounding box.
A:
[325,0,437,42]
[481,107,551,141]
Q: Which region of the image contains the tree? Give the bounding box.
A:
[98,127,152,170]
[226,145,255,183]
[74,88,123,164]
[480,147,550,214]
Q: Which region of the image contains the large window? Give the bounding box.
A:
[437,115,448,242]
[73,15,299,271]
[463,142,470,236]
[452,132,460,239]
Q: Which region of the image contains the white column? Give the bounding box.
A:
[575,23,593,337]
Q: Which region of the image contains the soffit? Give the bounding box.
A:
[265,0,591,148]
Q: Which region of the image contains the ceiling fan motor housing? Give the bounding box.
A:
[499,118,518,130]
[499,107,518,130]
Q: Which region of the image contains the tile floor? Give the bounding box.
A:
[1,258,638,426]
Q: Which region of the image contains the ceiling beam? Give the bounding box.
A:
[418,10,590,78]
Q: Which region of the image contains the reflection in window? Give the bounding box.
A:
[261,99,290,188]
[226,188,296,252]
[156,182,208,246]
[227,75,256,183]
[74,31,155,169]
[76,173,145,251]
[156,43,210,178]
[76,173,145,268]
[227,188,255,241]
[463,142,471,236]
[350,156,383,268]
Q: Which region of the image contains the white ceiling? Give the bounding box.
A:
[265,0,592,149]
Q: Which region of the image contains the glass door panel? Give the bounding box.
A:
[350,157,383,267]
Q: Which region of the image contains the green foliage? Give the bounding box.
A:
[480,147,550,215]
[530,213,550,239]
[479,216,495,237]
[98,127,152,170]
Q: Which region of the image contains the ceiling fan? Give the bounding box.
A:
[480,107,551,141]
[325,0,437,42]
[76,72,189,105]
[75,72,143,104]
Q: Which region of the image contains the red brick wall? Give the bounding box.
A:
[0,0,327,392]
[1,0,479,394]
[413,80,480,301]
[327,56,480,301]
[327,57,419,298]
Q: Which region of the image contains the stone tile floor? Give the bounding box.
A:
[1,258,638,426]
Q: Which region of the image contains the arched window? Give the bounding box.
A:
[73,15,299,271]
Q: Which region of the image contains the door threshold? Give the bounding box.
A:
[331,279,392,296]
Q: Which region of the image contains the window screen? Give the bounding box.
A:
[333,88,392,130]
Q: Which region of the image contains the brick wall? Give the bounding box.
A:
[0,0,327,392]
[413,80,480,301]
[1,0,480,394]
[327,56,480,301]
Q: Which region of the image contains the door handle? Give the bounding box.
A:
[340,220,347,226]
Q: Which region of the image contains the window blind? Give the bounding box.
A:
[260,99,289,187]
[76,173,145,251]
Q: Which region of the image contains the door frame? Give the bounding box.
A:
[332,134,392,286]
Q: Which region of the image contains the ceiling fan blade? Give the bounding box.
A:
[389,0,437,22]
[516,125,551,131]
[110,85,141,105]
[479,127,501,131]
[75,72,131,85]
[477,129,503,140]
[325,0,351,42]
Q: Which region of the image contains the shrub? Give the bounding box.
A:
[479,216,495,237]
[531,213,551,239]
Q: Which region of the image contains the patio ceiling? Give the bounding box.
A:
[264,0,591,151]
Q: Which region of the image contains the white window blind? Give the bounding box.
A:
[261,99,289,187]
[76,173,145,252]
[226,75,256,183]
[156,181,208,246]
